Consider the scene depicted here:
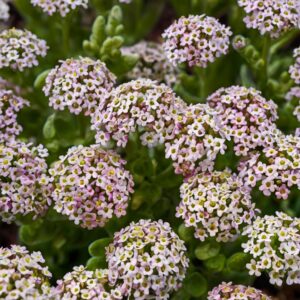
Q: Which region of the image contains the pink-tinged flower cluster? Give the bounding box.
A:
[91,79,185,148]
[122,41,179,87]
[162,15,232,68]
[289,47,300,84]
[0,28,48,71]
[0,0,9,21]
[239,130,300,200]
[242,212,300,286]
[207,86,278,156]
[0,77,20,93]
[286,86,300,121]
[30,0,88,17]
[208,282,272,300]
[118,0,132,3]
[165,103,226,176]
[51,266,123,300]
[0,141,52,224]
[50,145,134,229]
[0,245,52,299]
[177,170,258,242]
[238,0,300,38]
[0,89,29,142]
[44,57,116,116]
[106,219,189,300]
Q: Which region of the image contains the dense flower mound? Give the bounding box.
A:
[162,14,232,68]
[0,89,29,142]
[164,103,226,176]
[239,130,300,200]
[208,282,272,300]
[177,170,258,242]
[0,245,52,299]
[238,0,300,38]
[30,0,88,17]
[0,140,52,224]
[50,266,123,300]
[0,28,48,71]
[50,145,134,229]
[242,212,300,286]
[122,41,178,86]
[286,86,300,121]
[106,219,189,300]
[0,0,9,21]
[91,78,186,148]
[207,86,278,156]
[44,57,116,116]
[289,47,300,84]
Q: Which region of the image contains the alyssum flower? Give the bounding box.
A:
[0,28,48,71]
[242,212,300,286]
[106,219,189,300]
[207,85,278,156]
[44,57,116,116]
[0,245,52,299]
[0,0,9,21]
[50,145,134,229]
[91,78,186,148]
[177,169,258,242]
[208,282,272,300]
[162,14,232,68]
[286,86,300,121]
[0,140,52,224]
[50,266,123,300]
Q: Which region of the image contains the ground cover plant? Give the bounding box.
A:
[0,0,299,299]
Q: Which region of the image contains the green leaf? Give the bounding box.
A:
[184,272,207,297]
[43,113,56,139]
[178,224,194,243]
[204,254,226,272]
[227,252,250,272]
[195,241,220,261]
[91,16,106,47]
[88,238,112,257]
[34,70,50,89]
[86,256,107,270]
[106,5,123,36]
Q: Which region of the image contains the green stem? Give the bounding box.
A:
[61,15,71,56]
[260,36,271,92]
[195,67,207,101]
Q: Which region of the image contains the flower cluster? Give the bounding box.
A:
[162,15,232,68]
[242,212,300,286]
[177,170,258,242]
[0,0,9,21]
[0,28,48,71]
[238,0,300,38]
[44,57,116,116]
[208,282,272,300]
[165,103,226,176]
[50,145,134,229]
[106,219,189,300]
[239,130,300,200]
[0,140,52,224]
[91,78,185,148]
[0,77,20,93]
[0,89,29,142]
[289,47,300,84]
[0,245,52,299]
[51,266,123,300]
[207,86,278,156]
[30,0,88,17]
[286,86,300,121]
[122,41,178,86]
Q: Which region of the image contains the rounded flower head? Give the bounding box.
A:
[164,103,226,177]
[0,140,52,224]
[162,15,232,68]
[177,170,258,242]
[0,245,52,299]
[289,46,300,85]
[286,86,300,121]
[238,0,300,38]
[0,89,29,142]
[239,129,300,200]
[208,282,272,300]
[91,78,186,148]
[31,0,88,17]
[122,41,179,86]
[51,266,123,300]
[207,86,278,156]
[106,219,189,300]
[44,57,116,116]
[0,28,48,71]
[50,145,134,229]
[0,0,9,21]
[242,212,300,286]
